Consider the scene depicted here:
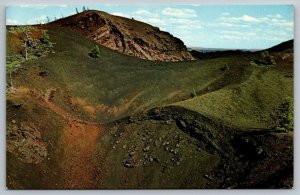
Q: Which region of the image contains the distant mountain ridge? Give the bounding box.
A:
[189,40,294,59]
[188,47,260,53]
[50,10,195,62]
[189,39,294,53]
[267,39,293,52]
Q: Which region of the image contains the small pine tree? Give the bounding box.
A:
[90,45,100,58]
[40,31,50,45]
[76,8,79,14]
[83,6,86,12]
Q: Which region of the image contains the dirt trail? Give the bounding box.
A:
[60,118,100,189]
[42,88,102,189]
[13,88,102,189]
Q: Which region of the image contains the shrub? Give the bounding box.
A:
[40,31,50,45]
[271,97,293,131]
[254,51,276,66]
[89,45,100,58]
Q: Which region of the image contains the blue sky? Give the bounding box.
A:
[6,5,294,49]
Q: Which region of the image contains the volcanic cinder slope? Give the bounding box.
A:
[50,10,195,62]
[6,10,293,189]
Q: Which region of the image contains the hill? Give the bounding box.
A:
[6,21,293,189]
[267,39,293,53]
[50,10,195,62]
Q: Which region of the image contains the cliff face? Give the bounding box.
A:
[51,10,195,62]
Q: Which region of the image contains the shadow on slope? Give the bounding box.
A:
[95,105,293,188]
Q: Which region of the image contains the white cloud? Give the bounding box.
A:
[241,15,258,22]
[217,14,293,30]
[263,30,289,37]
[161,7,197,18]
[136,16,202,29]
[137,17,165,26]
[134,9,158,17]
[270,19,293,28]
[219,30,256,37]
[19,4,67,8]
[218,15,259,23]
[26,15,47,24]
[6,19,18,25]
[206,22,248,28]
[220,35,242,40]
[112,12,130,18]
[19,5,48,9]
[134,15,202,46]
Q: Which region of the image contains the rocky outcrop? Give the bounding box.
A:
[51,10,195,62]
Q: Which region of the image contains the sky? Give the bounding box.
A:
[6,5,294,49]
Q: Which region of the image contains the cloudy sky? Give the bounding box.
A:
[6,5,294,49]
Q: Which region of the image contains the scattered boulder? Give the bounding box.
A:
[143,146,150,152]
[123,157,137,168]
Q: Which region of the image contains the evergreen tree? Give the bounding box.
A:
[40,31,50,45]
[90,45,100,58]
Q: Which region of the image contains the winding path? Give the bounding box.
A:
[23,88,102,189]
[44,89,101,189]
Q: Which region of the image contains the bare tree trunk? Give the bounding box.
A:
[24,30,29,60]
[9,70,14,91]
[25,42,28,60]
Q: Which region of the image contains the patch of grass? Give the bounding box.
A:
[10,26,256,123]
[177,66,293,129]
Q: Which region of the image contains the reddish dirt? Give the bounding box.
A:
[60,118,100,189]
[12,87,102,189]
[43,89,101,189]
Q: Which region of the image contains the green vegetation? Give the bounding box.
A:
[7,26,54,59]
[251,51,276,66]
[11,27,255,123]
[6,27,54,91]
[6,25,293,189]
[35,30,55,57]
[272,96,294,131]
[40,31,50,45]
[89,45,100,58]
[261,51,276,65]
[191,88,197,98]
